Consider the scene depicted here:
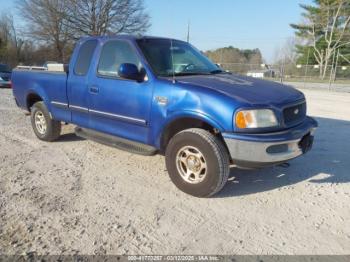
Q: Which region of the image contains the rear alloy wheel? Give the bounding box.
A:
[31,101,61,142]
[166,128,230,197]
[34,111,47,135]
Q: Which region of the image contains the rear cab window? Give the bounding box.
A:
[74,40,98,76]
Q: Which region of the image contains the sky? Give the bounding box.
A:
[2,0,313,62]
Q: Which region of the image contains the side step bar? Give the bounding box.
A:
[75,127,158,156]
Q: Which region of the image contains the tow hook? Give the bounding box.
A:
[278,162,290,168]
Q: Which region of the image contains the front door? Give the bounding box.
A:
[88,40,153,144]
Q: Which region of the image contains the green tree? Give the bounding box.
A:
[291,0,350,79]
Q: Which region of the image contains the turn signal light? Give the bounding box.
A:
[235,111,248,129]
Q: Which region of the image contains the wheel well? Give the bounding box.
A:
[160,117,223,153]
[26,93,43,111]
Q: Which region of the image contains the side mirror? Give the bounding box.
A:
[118,63,145,82]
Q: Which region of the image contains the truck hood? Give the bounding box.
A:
[176,73,304,106]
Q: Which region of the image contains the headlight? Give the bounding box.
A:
[0,77,3,81]
[235,109,278,129]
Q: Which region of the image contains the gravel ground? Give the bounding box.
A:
[0,87,349,255]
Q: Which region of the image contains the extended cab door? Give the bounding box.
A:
[87,39,153,144]
[67,39,98,128]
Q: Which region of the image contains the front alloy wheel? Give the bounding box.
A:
[176,146,207,184]
[165,128,230,197]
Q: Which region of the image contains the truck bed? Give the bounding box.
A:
[12,69,72,124]
[12,69,68,114]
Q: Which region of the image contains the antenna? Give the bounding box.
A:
[187,20,190,43]
[170,39,176,84]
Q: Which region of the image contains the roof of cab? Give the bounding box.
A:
[79,34,183,42]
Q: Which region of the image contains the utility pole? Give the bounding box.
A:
[220,48,223,64]
[187,20,190,43]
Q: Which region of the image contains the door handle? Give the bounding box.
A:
[89,86,99,94]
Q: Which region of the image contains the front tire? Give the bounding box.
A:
[165,128,230,197]
[31,101,61,141]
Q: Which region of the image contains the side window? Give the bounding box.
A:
[74,40,97,76]
[98,40,141,77]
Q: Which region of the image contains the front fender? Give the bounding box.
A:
[165,110,224,131]
[152,110,224,149]
[148,80,237,149]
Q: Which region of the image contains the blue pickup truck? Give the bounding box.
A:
[12,35,317,197]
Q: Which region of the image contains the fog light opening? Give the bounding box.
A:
[266,144,289,154]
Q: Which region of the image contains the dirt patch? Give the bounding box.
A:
[0,88,349,255]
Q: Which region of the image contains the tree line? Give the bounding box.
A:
[205,47,263,66]
[1,0,349,77]
[0,0,150,67]
[204,47,263,75]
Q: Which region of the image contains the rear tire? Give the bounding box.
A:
[31,101,61,142]
[165,128,230,197]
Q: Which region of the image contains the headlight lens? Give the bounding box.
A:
[235,109,278,129]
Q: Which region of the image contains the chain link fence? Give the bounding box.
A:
[218,63,350,90]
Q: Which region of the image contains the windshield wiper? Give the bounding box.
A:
[159,72,213,77]
[173,72,211,76]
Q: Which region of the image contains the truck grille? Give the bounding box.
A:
[283,102,306,126]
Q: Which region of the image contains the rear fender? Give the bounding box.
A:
[26,87,50,111]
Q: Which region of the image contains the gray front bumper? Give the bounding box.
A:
[224,136,313,167]
[222,117,318,168]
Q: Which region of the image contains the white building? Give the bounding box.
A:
[247,69,276,78]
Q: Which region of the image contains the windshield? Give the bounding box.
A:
[137,39,221,77]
